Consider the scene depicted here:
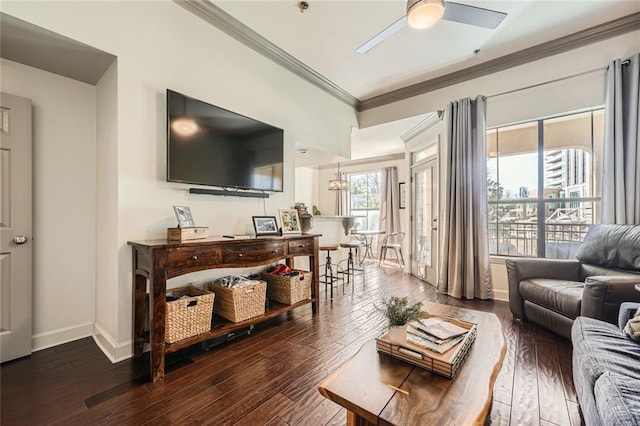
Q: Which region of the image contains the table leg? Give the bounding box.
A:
[365,236,374,259]
[346,410,375,426]
[133,273,146,358]
[310,252,319,313]
[149,254,167,382]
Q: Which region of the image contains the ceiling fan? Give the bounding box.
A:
[356,0,507,54]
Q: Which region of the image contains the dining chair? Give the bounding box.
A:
[378,232,406,267]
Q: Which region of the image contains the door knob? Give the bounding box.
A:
[13,235,28,245]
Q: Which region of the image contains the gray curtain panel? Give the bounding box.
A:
[378,166,400,242]
[438,96,493,299]
[602,53,640,224]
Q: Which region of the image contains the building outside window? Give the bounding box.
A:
[487,109,604,258]
[348,171,381,231]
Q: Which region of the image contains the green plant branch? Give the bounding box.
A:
[377,296,426,327]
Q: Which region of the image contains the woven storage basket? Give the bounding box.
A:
[209,280,266,323]
[260,270,312,305]
[165,285,214,343]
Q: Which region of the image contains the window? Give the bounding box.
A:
[487,109,603,258]
[348,171,381,230]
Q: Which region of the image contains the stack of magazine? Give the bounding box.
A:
[406,317,469,354]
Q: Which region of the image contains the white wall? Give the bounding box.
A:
[2,1,358,360]
[94,60,120,359]
[0,59,97,349]
[294,167,319,208]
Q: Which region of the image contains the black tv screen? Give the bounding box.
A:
[167,89,284,192]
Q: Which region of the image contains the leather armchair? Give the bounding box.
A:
[506,224,640,339]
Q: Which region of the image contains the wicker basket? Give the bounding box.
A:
[165,285,214,343]
[209,280,266,323]
[260,270,312,305]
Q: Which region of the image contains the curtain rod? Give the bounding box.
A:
[486,59,630,100]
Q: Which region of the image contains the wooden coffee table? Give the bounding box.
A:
[318,303,506,425]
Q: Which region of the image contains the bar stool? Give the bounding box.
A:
[338,241,364,285]
[319,245,344,299]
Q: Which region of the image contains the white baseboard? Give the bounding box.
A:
[32,323,94,352]
[493,289,508,302]
[93,323,133,363]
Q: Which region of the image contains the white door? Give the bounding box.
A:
[0,92,33,362]
[411,158,438,285]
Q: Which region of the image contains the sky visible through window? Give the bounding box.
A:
[488,152,538,197]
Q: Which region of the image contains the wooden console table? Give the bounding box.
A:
[128,234,320,381]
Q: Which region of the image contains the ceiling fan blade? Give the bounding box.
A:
[356,16,407,54]
[442,2,507,29]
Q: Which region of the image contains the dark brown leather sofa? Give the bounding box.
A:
[506,224,640,339]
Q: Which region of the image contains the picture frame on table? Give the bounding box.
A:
[399,182,406,209]
[252,216,280,236]
[173,205,196,228]
[279,209,301,234]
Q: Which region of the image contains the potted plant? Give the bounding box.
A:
[378,296,426,343]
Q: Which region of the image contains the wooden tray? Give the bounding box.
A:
[375,314,477,379]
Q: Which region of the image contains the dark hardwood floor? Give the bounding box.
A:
[1,265,582,425]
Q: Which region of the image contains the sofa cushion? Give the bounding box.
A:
[594,372,640,426]
[572,317,640,384]
[519,279,583,318]
[576,224,640,271]
[580,264,640,281]
[572,317,640,426]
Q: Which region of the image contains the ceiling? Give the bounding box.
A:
[213,0,640,102]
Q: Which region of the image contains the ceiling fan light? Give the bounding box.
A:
[407,0,445,29]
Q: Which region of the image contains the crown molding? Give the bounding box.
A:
[175,0,358,108]
[358,12,640,111]
[317,153,405,169]
[400,110,443,142]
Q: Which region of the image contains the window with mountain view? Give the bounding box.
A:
[487,109,604,258]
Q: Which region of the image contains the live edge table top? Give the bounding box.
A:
[318,303,506,426]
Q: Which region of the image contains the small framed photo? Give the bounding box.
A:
[279,209,301,234]
[173,205,196,228]
[252,216,280,236]
[399,182,406,209]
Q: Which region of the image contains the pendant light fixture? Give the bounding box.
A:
[328,162,349,191]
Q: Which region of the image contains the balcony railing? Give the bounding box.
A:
[489,221,591,258]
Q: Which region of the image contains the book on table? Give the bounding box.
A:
[406,330,465,354]
[406,318,469,354]
[410,317,469,340]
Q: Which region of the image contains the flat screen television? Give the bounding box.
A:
[167,89,284,192]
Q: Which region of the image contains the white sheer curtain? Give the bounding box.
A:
[438,96,493,299]
[378,166,400,236]
[602,53,640,224]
